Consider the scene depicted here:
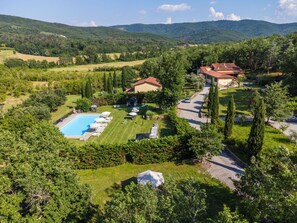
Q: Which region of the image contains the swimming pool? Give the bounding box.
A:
[60,114,101,137]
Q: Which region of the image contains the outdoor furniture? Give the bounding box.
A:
[91,105,98,112]
[101,111,111,117]
[137,170,164,188]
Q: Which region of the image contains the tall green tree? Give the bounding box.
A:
[84,79,93,100]
[224,96,235,139]
[0,124,92,222]
[264,81,291,123]
[121,69,126,91]
[249,90,261,116]
[158,51,187,109]
[235,147,297,222]
[211,84,219,124]
[188,124,224,160]
[103,73,107,92]
[107,74,113,94]
[113,70,117,88]
[208,78,214,117]
[247,98,265,159]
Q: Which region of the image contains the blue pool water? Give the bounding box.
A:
[60,114,101,137]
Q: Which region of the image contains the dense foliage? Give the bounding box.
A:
[0,122,93,222]
[235,147,297,222]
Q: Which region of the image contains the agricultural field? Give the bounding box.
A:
[50,60,145,72]
[0,49,59,63]
[1,95,29,112]
[77,162,236,213]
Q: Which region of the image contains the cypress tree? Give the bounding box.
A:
[247,98,266,159]
[224,96,235,139]
[208,78,214,116]
[211,84,219,124]
[108,74,113,94]
[121,69,126,91]
[85,79,93,100]
[81,81,86,98]
[103,73,108,92]
[113,70,117,88]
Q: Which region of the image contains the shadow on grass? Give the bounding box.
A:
[272,137,292,144]
[105,177,138,199]
[159,118,175,137]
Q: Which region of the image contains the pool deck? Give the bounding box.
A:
[56,113,101,141]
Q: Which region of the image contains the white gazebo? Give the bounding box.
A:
[137,170,164,188]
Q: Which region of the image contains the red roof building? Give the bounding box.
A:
[128,77,162,93]
[199,63,244,87]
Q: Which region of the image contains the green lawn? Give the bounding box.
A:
[51,95,81,123]
[77,162,236,214]
[72,104,174,145]
[228,122,296,162]
[218,87,259,115]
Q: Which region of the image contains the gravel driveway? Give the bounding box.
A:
[177,86,244,189]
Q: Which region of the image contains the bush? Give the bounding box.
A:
[146,110,154,120]
[71,144,126,169]
[76,98,92,112]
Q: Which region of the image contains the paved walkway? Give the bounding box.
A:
[177,86,244,189]
[270,120,297,138]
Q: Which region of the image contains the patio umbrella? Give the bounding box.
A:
[137,170,164,188]
[129,112,137,116]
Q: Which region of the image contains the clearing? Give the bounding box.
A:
[77,162,236,215]
[1,95,29,112]
[50,60,145,72]
[0,49,59,63]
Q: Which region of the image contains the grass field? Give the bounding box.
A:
[2,95,29,112]
[50,60,145,72]
[0,49,59,63]
[71,104,174,145]
[77,162,236,214]
[229,122,296,162]
[218,87,259,115]
[51,95,81,123]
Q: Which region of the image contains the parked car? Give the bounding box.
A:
[183,98,191,103]
[286,116,297,122]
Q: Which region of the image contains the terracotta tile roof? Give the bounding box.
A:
[200,66,234,79]
[211,63,244,74]
[133,77,162,87]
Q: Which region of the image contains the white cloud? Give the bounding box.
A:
[158,3,191,12]
[210,0,216,5]
[279,0,297,17]
[165,17,173,24]
[209,7,224,20]
[227,13,241,21]
[138,10,147,15]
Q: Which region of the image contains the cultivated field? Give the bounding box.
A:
[50,60,145,72]
[2,95,29,112]
[0,49,59,63]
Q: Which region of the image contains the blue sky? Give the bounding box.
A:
[1,0,297,26]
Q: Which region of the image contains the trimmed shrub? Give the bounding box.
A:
[72,144,126,169]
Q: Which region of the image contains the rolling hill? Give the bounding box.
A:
[0,14,176,56]
[113,20,297,43]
